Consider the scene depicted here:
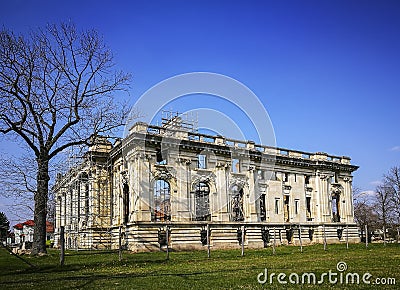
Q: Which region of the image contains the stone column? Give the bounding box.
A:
[216,162,230,222]
[175,158,192,221]
[247,166,258,222]
[315,172,330,223]
[342,176,354,223]
[136,153,152,222]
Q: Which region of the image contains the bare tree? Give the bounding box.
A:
[353,188,378,236]
[383,167,400,226]
[374,184,394,241]
[0,151,66,223]
[0,212,10,242]
[0,23,131,254]
[0,154,36,220]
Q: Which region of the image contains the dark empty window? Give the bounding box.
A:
[306,196,312,220]
[195,182,210,221]
[153,180,171,222]
[123,184,129,224]
[332,193,340,222]
[232,159,240,173]
[259,194,266,221]
[156,148,167,165]
[275,198,280,214]
[197,154,207,169]
[284,195,290,222]
[284,173,289,182]
[231,185,244,221]
[295,199,299,215]
[85,183,89,219]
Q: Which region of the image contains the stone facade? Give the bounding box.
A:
[54,121,359,251]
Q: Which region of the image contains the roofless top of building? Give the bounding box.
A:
[127,111,356,167]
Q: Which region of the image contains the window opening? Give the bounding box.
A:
[153,180,171,221]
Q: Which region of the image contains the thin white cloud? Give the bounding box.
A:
[360,190,375,196]
[370,180,383,186]
[390,146,400,152]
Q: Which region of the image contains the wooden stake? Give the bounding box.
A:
[207,224,211,258]
[241,225,245,256]
[118,226,122,262]
[383,225,386,247]
[166,226,170,260]
[60,226,65,266]
[323,224,327,251]
[299,225,303,253]
[272,227,276,255]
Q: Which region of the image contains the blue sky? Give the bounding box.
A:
[1,0,400,222]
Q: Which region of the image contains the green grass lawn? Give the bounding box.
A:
[0,243,398,289]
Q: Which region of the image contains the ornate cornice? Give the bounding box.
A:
[330,183,342,195]
[152,165,176,181]
[229,174,248,190]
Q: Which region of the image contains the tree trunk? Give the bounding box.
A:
[32,154,50,255]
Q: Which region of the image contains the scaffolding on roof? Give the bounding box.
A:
[161,110,198,133]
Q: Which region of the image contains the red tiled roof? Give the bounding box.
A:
[13,220,54,233]
[13,223,23,230]
[23,220,35,227]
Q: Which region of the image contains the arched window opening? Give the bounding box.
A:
[195,182,210,221]
[284,195,290,222]
[80,173,88,223]
[156,147,167,165]
[153,180,171,222]
[259,194,266,221]
[332,193,340,222]
[123,184,129,224]
[306,196,312,221]
[231,185,244,221]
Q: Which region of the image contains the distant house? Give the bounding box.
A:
[13,220,55,246]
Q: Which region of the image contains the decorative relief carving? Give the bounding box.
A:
[152,166,176,181]
[121,170,129,185]
[257,183,268,194]
[191,169,216,189]
[283,185,292,191]
[330,183,342,195]
[257,180,268,188]
[342,176,351,182]
[216,161,230,169]
[177,157,191,165]
[191,175,216,191]
[229,175,248,190]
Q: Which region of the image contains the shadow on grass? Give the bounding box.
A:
[1,243,398,288]
[0,264,254,288]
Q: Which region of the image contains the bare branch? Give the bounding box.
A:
[0,22,134,254]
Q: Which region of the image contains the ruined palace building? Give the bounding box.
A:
[54,113,359,251]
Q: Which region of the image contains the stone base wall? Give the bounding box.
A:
[108,222,360,252]
[54,228,112,250]
[56,222,360,251]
